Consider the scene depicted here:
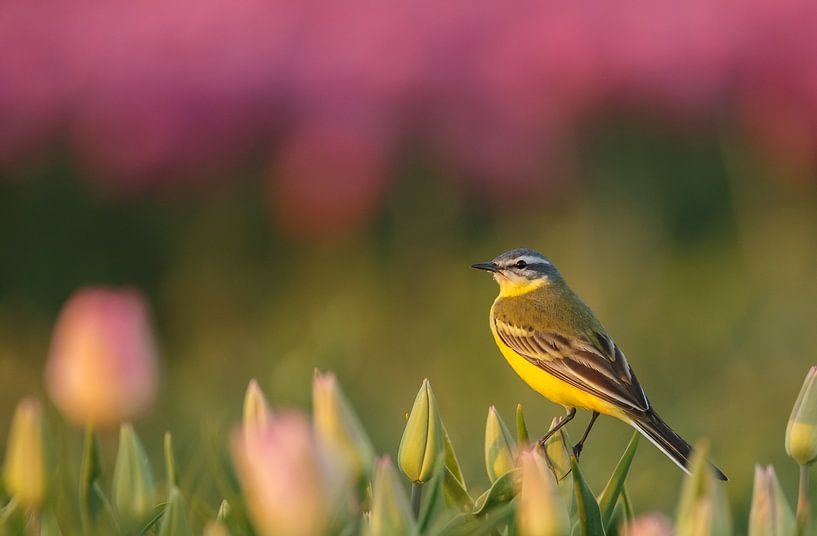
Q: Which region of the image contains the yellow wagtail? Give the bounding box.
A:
[473,248,727,480]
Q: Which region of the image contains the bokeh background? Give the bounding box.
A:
[2,0,817,528]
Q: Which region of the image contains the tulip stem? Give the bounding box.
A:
[798,464,811,525]
[164,432,177,487]
[411,482,423,520]
[79,424,102,530]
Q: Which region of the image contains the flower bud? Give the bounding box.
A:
[158,487,193,536]
[45,287,159,426]
[2,397,46,508]
[749,465,794,536]
[484,406,516,483]
[624,513,674,536]
[243,379,273,436]
[232,411,347,536]
[365,456,417,536]
[398,379,443,484]
[787,366,817,466]
[516,449,570,536]
[676,441,731,536]
[112,423,157,528]
[203,521,230,536]
[312,371,375,481]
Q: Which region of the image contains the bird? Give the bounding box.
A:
[472,247,727,480]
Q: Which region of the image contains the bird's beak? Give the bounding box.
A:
[471,262,499,273]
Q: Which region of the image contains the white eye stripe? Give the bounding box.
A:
[514,256,550,266]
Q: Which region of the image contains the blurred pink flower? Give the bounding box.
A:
[45,287,159,427]
[2,0,817,232]
[232,410,348,536]
[623,513,674,536]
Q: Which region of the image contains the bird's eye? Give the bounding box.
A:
[515,260,527,269]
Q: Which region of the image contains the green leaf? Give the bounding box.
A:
[443,466,474,512]
[443,425,466,490]
[40,509,63,536]
[516,404,529,446]
[158,488,193,536]
[419,459,449,534]
[438,502,515,536]
[572,457,605,536]
[79,425,103,527]
[473,470,517,516]
[598,432,639,530]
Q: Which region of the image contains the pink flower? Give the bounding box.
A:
[623,513,674,536]
[232,411,347,536]
[45,287,159,426]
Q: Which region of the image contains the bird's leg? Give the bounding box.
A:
[572,411,600,459]
[536,407,576,450]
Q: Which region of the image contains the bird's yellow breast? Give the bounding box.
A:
[489,314,626,418]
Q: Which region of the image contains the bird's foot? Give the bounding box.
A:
[572,442,584,460]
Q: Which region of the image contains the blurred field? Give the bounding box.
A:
[3,1,817,529]
[2,124,816,526]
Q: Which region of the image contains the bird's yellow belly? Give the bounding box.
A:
[492,329,626,418]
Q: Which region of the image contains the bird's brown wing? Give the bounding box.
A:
[493,317,650,414]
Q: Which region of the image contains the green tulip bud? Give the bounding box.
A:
[516,449,570,536]
[484,406,516,483]
[749,465,795,536]
[398,379,443,484]
[366,457,418,536]
[787,367,817,466]
[243,379,273,435]
[158,487,194,536]
[112,423,157,528]
[676,441,731,536]
[217,499,231,522]
[2,397,46,508]
[203,521,230,536]
[312,371,375,481]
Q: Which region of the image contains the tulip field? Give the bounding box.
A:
[0,287,815,535]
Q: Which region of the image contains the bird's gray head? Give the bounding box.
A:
[472,248,562,293]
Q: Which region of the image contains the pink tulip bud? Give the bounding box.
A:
[45,287,159,426]
[624,513,674,536]
[232,411,347,536]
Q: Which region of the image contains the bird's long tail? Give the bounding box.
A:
[630,411,728,481]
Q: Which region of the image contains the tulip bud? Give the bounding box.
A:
[2,397,46,508]
[516,449,570,536]
[158,487,193,536]
[484,406,516,483]
[45,287,159,426]
[243,379,273,435]
[787,367,817,466]
[312,371,375,481]
[398,379,443,484]
[365,456,418,536]
[749,465,795,536]
[112,423,157,528]
[232,411,347,536]
[624,513,674,536]
[676,441,731,536]
[203,521,230,536]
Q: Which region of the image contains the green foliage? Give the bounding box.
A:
[2,370,817,535]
